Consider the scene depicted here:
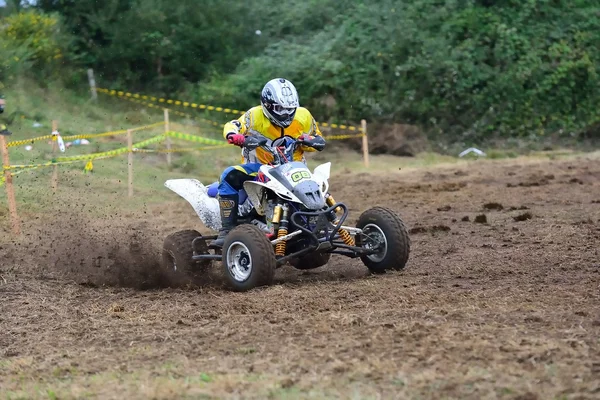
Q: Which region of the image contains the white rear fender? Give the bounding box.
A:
[164,179,222,231]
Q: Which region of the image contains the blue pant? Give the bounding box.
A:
[218,163,262,197]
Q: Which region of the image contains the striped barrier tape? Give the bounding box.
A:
[6,121,166,149]
[323,132,365,140]
[97,88,245,115]
[3,131,223,172]
[4,155,120,172]
[97,87,363,133]
[53,135,167,163]
[2,127,361,186]
[134,144,231,153]
[4,134,167,171]
[6,135,54,148]
[102,90,225,129]
[61,121,165,141]
[165,131,223,145]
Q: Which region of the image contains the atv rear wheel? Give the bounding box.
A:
[161,229,211,287]
[222,224,276,292]
[289,252,331,270]
[356,207,410,274]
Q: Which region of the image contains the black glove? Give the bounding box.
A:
[0,105,4,114]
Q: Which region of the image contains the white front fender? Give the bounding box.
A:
[313,162,331,194]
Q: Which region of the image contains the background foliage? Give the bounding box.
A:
[1,0,599,142]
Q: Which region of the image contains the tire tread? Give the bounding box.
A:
[357,206,410,273]
[222,224,276,291]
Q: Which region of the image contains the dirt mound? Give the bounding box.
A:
[339,122,429,156]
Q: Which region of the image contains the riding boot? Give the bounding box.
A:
[210,193,239,248]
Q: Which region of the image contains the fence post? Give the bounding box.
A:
[127,129,134,198]
[0,134,21,236]
[51,120,59,193]
[361,119,370,168]
[164,108,172,169]
[87,68,98,102]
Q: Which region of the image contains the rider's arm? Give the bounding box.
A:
[298,109,323,152]
[223,118,245,139]
[223,108,255,140]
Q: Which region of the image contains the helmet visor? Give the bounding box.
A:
[272,104,296,115]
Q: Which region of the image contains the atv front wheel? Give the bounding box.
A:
[161,229,211,287]
[356,207,410,274]
[222,224,276,292]
[289,252,331,270]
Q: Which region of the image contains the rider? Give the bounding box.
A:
[0,94,10,136]
[211,78,326,247]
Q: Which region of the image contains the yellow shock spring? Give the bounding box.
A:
[327,193,355,246]
[339,227,355,246]
[275,228,288,256]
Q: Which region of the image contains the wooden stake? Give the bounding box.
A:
[361,119,370,168]
[0,135,21,236]
[127,129,133,198]
[87,68,98,101]
[164,108,171,168]
[51,120,59,193]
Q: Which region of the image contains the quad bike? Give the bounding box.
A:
[161,134,410,291]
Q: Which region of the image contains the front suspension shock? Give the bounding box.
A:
[326,194,355,246]
[275,204,289,256]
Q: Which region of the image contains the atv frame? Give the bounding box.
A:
[189,202,379,265]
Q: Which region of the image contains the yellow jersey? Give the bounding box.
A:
[223,106,323,164]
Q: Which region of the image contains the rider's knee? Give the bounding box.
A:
[222,166,251,192]
[220,166,237,182]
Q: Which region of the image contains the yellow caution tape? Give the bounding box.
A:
[164,131,223,145]
[4,135,167,171]
[4,131,222,172]
[61,121,165,141]
[115,94,225,129]
[2,127,358,184]
[324,132,366,140]
[97,87,363,133]
[6,121,165,148]
[134,144,231,153]
[97,88,244,116]
[6,135,54,148]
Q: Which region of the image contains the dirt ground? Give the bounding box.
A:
[1,153,599,399]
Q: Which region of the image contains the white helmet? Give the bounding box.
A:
[260,78,299,128]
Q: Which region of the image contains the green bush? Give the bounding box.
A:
[0,10,65,82]
[198,0,600,140]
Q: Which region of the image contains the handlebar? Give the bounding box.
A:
[243,134,326,152]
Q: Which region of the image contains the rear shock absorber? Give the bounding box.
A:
[275,204,289,256]
[326,194,355,246]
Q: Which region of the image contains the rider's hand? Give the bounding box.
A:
[298,134,312,142]
[226,133,246,146]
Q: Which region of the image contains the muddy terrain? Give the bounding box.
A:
[1,154,599,399]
